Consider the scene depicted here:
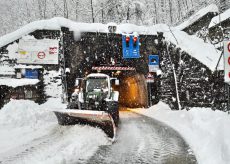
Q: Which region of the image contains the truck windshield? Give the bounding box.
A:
[86,77,108,92]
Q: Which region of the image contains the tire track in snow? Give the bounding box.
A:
[0,125,71,164]
[86,110,197,164]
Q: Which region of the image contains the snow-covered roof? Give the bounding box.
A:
[157,24,223,71]
[209,8,230,28]
[0,17,222,71]
[176,4,219,30]
[0,78,39,87]
[87,73,109,78]
[14,64,43,69]
[0,17,159,48]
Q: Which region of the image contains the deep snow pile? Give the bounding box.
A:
[0,98,109,163]
[131,102,230,164]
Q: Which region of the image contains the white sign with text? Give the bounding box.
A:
[17,38,59,65]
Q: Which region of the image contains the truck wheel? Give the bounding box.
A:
[110,101,119,127]
[68,102,77,109]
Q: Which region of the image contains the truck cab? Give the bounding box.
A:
[68,73,120,126]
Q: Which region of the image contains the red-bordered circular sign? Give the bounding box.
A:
[228,42,230,53]
[37,52,46,59]
[228,57,230,65]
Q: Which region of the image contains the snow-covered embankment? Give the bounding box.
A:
[132,102,230,164]
[0,98,109,164]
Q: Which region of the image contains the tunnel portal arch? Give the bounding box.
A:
[63,31,163,108]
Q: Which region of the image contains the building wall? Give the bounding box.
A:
[183,12,218,35]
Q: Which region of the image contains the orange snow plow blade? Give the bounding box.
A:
[53,110,116,139]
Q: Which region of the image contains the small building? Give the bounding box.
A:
[209,8,230,41]
[176,4,219,35]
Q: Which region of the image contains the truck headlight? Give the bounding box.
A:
[74,88,80,93]
[89,95,97,99]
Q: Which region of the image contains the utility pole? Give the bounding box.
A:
[63,0,68,18]
[91,0,95,23]
[166,45,181,110]
[59,28,68,103]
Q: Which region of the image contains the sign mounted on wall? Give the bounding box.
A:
[122,34,140,58]
[224,40,230,83]
[148,55,159,72]
[17,37,59,65]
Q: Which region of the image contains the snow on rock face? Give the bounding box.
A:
[209,8,230,28]
[131,102,230,164]
[161,26,223,71]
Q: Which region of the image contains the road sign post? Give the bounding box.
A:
[148,55,159,72]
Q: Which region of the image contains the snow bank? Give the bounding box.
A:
[131,102,230,164]
[176,4,218,30]
[0,65,15,75]
[0,98,64,126]
[0,98,109,163]
[209,8,230,28]
[0,78,39,87]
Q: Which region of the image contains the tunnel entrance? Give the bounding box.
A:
[117,72,148,108]
[63,30,163,108]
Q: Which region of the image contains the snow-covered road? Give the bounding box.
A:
[0,100,197,164]
[86,110,197,164]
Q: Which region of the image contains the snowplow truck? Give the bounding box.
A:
[54,73,119,139]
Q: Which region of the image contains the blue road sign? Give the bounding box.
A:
[122,35,140,59]
[149,55,159,66]
[148,55,159,72]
